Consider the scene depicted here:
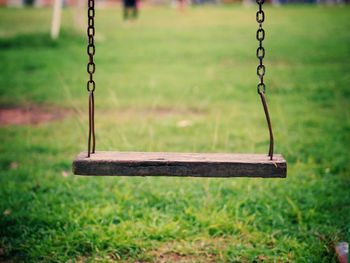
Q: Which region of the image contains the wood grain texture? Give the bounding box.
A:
[72,151,287,178]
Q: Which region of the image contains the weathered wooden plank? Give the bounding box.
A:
[72,151,287,178]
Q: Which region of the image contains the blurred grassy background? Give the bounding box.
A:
[0,5,349,262]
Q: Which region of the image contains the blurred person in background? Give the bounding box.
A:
[123,0,138,20]
[178,0,186,11]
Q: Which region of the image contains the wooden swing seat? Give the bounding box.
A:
[73,151,287,178]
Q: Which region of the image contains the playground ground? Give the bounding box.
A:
[0,5,349,262]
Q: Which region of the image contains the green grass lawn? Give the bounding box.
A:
[1,4,350,262]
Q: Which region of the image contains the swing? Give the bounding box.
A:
[73,0,287,178]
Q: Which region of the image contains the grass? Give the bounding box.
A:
[0,4,350,262]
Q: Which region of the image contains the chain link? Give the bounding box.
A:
[87,0,95,92]
[256,0,266,94]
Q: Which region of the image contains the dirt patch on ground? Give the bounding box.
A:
[147,239,224,263]
[0,105,71,126]
[154,252,216,263]
[0,105,204,127]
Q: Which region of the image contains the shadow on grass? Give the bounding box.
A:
[0,31,84,49]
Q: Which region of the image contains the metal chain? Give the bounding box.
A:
[87,0,96,157]
[256,0,274,160]
[256,0,265,94]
